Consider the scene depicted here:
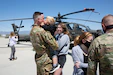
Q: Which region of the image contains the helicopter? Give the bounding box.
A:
[0,8,103,45]
[11,22,30,42]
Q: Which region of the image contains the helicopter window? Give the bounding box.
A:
[66,24,74,30]
[79,26,87,32]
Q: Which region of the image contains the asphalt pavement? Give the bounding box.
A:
[0,37,73,75]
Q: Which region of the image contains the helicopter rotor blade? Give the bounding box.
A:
[0,18,33,22]
[0,17,47,22]
[0,8,99,23]
[61,17,101,23]
[60,8,95,18]
[54,8,99,23]
[20,20,23,26]
[17,20,23,33]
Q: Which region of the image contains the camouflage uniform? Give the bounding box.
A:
[30,25,58,75]
[87,30,113,75]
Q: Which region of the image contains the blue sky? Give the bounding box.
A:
[0,0,113,32]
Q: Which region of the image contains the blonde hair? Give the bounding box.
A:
[74,32,92,46]
[10,32,15,37]
[46,16,55,25]
[74,35,80,46]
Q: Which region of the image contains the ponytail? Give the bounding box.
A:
[74,35,80,46]
[74,32,92,46]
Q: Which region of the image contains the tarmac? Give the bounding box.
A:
[0,37,73,75]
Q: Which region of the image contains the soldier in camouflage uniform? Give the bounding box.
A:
[30,12,58,75]
[87,14,113,75]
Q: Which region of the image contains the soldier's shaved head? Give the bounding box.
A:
[101,14,113,33]
[33,11,44,26]
[101,14,113,26]
[33,12,43,21]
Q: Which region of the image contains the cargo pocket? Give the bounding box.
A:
[44,55,52,72]
[44,64,52,72]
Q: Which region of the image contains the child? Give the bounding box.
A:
[9,32,18,61]
[42,16,60,73]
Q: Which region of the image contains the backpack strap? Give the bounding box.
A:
[57,34,68,53]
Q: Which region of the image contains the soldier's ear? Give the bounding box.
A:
[102,24,106,30]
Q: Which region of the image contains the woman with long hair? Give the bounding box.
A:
[72,32,93,75]
[9,32,18,61]
[54,23,71,75]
